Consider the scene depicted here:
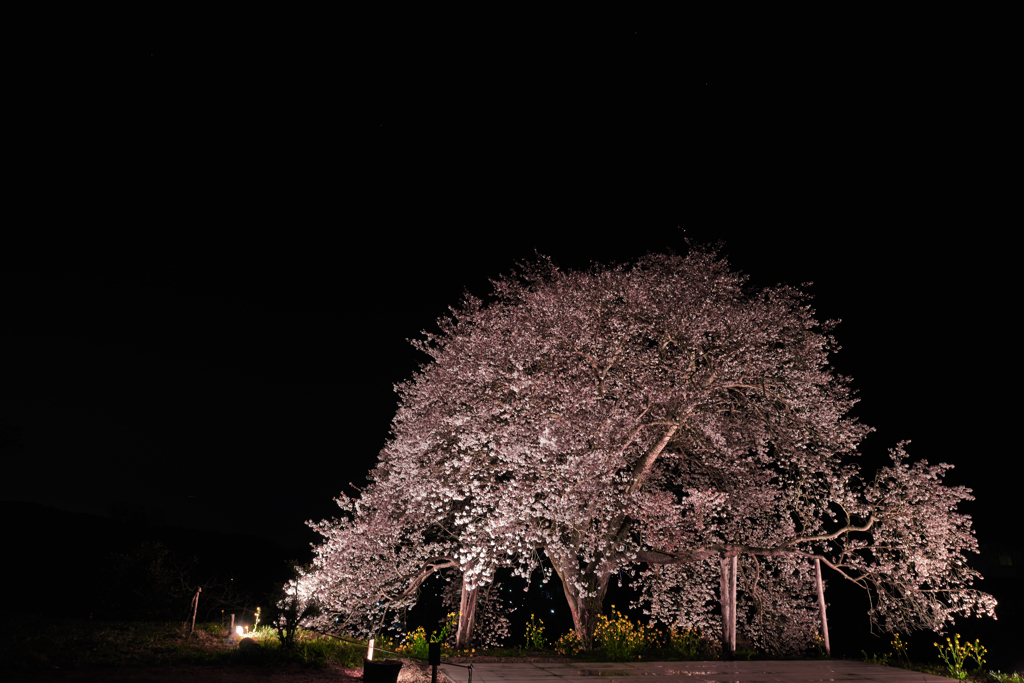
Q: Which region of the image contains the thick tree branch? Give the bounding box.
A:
[628,423,680,494]
[395,557,459,602]
[782,515,875,545]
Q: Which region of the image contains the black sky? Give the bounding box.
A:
[3,29,1015,559]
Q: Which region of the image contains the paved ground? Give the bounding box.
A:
[439,660,954,683]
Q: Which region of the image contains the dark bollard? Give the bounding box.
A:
[429,642,441,683]
[363,659,403,683]
[238,637,261,659]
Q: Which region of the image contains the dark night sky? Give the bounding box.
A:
[3,29,1015,562]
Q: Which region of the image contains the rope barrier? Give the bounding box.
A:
[309,629,409,659]
[306,628,474,683]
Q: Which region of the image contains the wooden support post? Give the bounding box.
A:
[719,555,735,657]
[730,554,737,655]
[719,556,727,654]
[814,558,831,657]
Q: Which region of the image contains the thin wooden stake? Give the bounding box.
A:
[814,558,831,657]
[188,587,201,636]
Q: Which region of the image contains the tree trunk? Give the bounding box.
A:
[455,578,478,649]
[551,557,613,650]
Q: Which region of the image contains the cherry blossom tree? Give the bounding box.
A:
[377,248,869,646]
[296,432,506,647]
[296,487,461,640]
[631,443,995,654]
[301,246,995,651]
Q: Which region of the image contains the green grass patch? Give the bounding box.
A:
[4,615,1018,681]
[0,616,365,673]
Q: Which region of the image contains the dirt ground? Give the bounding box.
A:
[9,658,439,683]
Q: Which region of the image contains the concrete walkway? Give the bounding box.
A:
[439,660,955,683]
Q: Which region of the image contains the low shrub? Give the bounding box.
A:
[594,606,647,661]
[524,614,546,650]
[668,626,703,660]
[554,629,582,656]
[398,612,458,660]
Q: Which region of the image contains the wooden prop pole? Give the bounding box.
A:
[730,554,737,654]
[814,558,831,657]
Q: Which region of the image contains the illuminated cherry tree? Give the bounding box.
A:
[297,432,507,646]
[301,247,995,651]
[630,442,995,654]
[297,486,462,639]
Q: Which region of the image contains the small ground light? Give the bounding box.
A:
[236,626,244,637]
